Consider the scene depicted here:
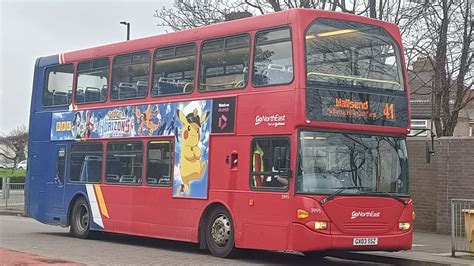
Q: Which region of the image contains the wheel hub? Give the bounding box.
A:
[76,204,89,232]
[211,214,230,247]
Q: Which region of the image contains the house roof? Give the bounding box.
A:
[411,100,432,119]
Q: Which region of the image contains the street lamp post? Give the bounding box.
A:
[120,21,130,41]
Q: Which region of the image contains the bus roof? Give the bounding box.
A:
[61,8,400,64]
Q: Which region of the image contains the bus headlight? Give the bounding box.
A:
[399,222,411,231]
[314,221,328,230]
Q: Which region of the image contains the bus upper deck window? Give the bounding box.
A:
[253,27,293,87]
[76,58,109,104]
[152,43,196,97]
[305,18,404,91]
[111,52,150,101]
[199,34,250,92]
[43,64,74,107]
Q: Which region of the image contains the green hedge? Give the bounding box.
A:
[0,169,26,189]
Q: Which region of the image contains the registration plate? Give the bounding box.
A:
[353,237,378,246]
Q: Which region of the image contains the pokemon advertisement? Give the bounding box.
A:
[51,100,212,199]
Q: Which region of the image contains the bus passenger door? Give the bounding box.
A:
[53,145,66,210]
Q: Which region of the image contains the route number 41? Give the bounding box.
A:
[383,103,395,119]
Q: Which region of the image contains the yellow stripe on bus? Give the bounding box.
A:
[93,184,110,218]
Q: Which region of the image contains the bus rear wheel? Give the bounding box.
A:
[70,197,91,239]
[205,206,235,258]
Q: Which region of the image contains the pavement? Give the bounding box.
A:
[0,213,473,265]
[339,231,474,265]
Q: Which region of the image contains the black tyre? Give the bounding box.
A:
[205,206,235,258]
[70,197,92,239]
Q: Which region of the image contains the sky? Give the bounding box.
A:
[0,0,174,133]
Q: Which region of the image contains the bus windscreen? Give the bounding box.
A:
[296,131,409,195]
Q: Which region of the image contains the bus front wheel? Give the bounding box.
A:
[70,197,91,239]
[205,206,235,258]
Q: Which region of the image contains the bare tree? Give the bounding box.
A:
[403,0,473,136]
[155,0,473,136]
[154,0,396,30]
[0,126,28,172]
[154,0,241,31]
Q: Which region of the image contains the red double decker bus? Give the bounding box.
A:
[26,9,413,258]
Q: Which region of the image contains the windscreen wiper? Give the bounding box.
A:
[320,186,370,205]
[362,191,408,205]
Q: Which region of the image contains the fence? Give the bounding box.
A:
[451,199,474,257]
[1,177,25,211]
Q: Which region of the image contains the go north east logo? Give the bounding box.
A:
[255,114,286,127]
[351,211,381,220]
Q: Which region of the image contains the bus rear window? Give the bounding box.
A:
[43,64,74,107]
[305,19,404,91]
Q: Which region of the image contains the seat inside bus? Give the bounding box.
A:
[136,80,148,98]
[106,157,141,184]
[85,87,101,102]
[253,63,293,86]
[79,155,102,182]
[43,90,69,106]
[147,148,171,185]
[155,77,181,95]
[75,89,85,103]
[118,82,137,99]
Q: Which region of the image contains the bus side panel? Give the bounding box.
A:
[144,186,198,241]
[92,184,204,241]
[26,141,47,222]
[207,135,292,251]
[207,135,250,247]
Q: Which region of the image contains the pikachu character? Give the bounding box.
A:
[135,105,159,135]
[177,108,210,196]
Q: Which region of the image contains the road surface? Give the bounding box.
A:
[0,215,413,265]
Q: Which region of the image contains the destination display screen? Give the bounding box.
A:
[306,87,408,128]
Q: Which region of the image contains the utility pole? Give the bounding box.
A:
[120,21,130,41]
